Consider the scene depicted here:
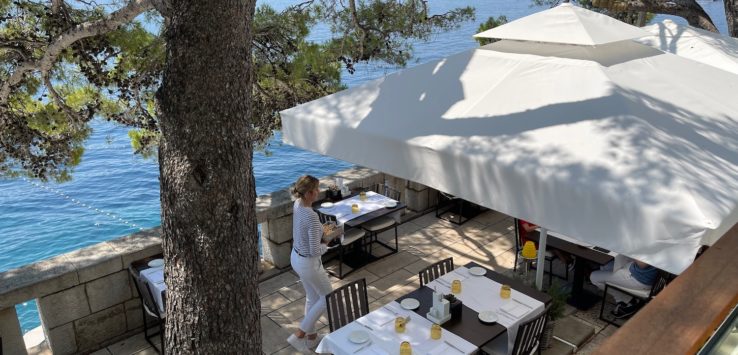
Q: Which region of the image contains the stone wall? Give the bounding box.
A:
[0,166,440,354]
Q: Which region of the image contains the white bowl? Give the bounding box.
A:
[147,259,164,268]
[320,202,334,208]
[478,310,498,324]
[400,298,420,310]
[348,330,370,344]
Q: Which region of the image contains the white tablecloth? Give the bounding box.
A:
[140,266,166,314]
[316,301,477,355]
[318,191,399,225]
[426,267,545,355]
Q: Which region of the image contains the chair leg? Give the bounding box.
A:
[514,252,519,272]
[339,245,344,279]
[599,284,609,323]
[394,225,398,253]
[160,320,165,355]
[548,259,553,287]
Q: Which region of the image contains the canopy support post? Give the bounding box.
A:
[536,227,548,290]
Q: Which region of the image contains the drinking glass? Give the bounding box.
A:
[500,284,511,299]
[430,323,442,340]
[394,317,406,333]
[351,203,359,214]
[359,191,367,201]
[451,279,462,294]
[400,341,412,355]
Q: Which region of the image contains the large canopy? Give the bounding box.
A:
[637,19,738,74]
[281,5,738,275]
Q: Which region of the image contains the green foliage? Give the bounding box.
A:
[475,15,508,46]
[1,0,475,181]
[545,280,570,321]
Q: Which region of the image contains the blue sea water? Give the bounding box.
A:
[0,0,728,334]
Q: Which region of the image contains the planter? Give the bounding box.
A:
[450,299,462,320]
[326,189,343,201]
[540,318,556,349]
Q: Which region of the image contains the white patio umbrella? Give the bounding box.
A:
[636,19,738,75]
[280,3,738,289]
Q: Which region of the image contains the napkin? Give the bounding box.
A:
[427,342,464,355]
[499,302,528,319]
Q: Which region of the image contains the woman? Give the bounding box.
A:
[287,175,336,352]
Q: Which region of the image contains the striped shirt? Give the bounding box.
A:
[293,199,328,257]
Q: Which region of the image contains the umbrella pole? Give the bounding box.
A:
[536,228,548,290]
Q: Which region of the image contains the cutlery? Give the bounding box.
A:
[513,299,532,309]
[444,340,464,354]
[383,305,400,316]
[356,320,374,331]
[354,340,373,353]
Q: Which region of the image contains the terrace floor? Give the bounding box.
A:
[32,209,621,355]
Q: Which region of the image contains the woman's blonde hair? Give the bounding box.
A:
[292,175,319,198]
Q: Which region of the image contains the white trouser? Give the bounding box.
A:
[291,249,333,333]
[590,261,650,303]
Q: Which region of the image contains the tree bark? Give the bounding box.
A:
[157,0,260,353]
[726,0,738,37]
[622,0,718,32]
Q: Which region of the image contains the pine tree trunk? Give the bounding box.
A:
[156,0,260,353]
[726,0,738,37]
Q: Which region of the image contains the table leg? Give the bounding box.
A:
[566,259,601,310]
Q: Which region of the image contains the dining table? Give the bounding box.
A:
[527,230,614,309]
[130,254,167,314]
[316,262,551,355]
[314,190,406,270]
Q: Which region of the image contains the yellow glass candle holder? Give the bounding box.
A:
[359,191,367,201]
[430,323,442,340]
[400,341,412,355]
[351,203,359,214]
[451,279,462,294]
[394,317,406,333]
[521,241,537,259]
[500,284,511,299]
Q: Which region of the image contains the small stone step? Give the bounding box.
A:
[552,316,595,348]
[542,338,574,355]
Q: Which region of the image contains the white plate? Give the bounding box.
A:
[320,202,334,208]
[478,310,498,324]
[400,298,420,310]
[383,201,397,208]
[348,330,370,344]
[468,266,486,276]
[147,259,164,268]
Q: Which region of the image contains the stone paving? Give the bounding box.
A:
[63,210,620,355]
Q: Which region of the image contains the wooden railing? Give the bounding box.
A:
[595,223,738,354]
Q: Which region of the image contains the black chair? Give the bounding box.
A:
[435,191,483,225]
[511,306,549,355]
[418,257,455,286]
[129,265,165,354]
[598,269,674,326]
[317,210,366,279]
[325,278,370,331]
[481,306,549,355]
[361,184,401,255]
[512,218,567,287]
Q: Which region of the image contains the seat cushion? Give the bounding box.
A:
[361,216,397,232]
[341,228,365,245]
[605,282,651,299]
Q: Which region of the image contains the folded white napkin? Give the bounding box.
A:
[499,302,528,319]
[427,342,464,355]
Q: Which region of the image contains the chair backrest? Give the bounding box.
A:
[129,265,163,318]
[373,184,401,201]
[511,306,549,355]
[648,270,675,298]
[513,218,522,252]
[418,257,455,286]
[316,210,337,224]
[325,278,370,332]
